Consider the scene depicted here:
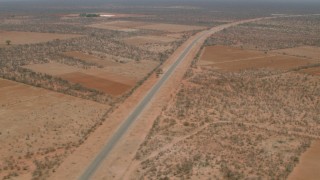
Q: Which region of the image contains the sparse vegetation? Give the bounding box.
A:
[5,40,11,46]
[132,14,320,180]
[0,1,320,179]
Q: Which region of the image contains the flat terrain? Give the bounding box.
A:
[130,16,320,180]
[0,2,319,179]
[23,60,157,96]
[89,21,206,32]
[132,65,320,179]
[301,66,320,76]
[60,72,132,96]
[88,21,147,32]
[199,45,314,71]
[289,141,320,180]
[139,23,206,32]
[0,31,82,46]
[63,51,119,67]
[123,35,177,46]
[0,78,108,179]
[272,46,320,60]
[46,18,277,180]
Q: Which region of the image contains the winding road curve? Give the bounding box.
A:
[79,17,273,180]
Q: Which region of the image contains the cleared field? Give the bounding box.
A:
[0,31,82,46]
[63,51,119,67]
[199,46,313,71]
[200,45,266,63]
[88,21,145,32]
[60,72,132,96]
[0,79,16,88]
[123,35,177,46]
[102,21,148,28]
[23,62,134,96]
[23,62,79,75]
[139,23,206,32]
[23,60,157,96]
[272,46,320,60]
[300,66,320,76]
[0,78,108,179]
[288,141,320,180]
[89,21,206,32]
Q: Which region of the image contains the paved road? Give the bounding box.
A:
[79,31,207,180]
[78,18,269,180]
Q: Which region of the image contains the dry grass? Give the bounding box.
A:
[288,141,320,180]
[23,60,157,97]
[0,31,82,46]
[89,21,206,33]
[138,23,206,33]
[271,46,320,60]
[123,35,177,46]
[60,72,132,96]
[0,78,108,179]
[206,16,320,51]
[133,67,320,179]
[198,46,314,72]
[129,15,320,180]
[63,51,119,67]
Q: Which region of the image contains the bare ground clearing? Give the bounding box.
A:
[89,21,206,32]
[0,31,82,46]
[199,45,314,71]
[123,35,177,46]
[138,23,206,33]
[63,51,119,67]
[272,46,320,60]
[200,45,267,62]
[60,72,132,96]
[288,141,320,180]
[300,66,320,76]
[0,78,108,179]
[23,60,157,96]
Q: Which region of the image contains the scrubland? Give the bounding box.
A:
[133,15,320,179]
[1,2,320,179]
[0,4,208,179]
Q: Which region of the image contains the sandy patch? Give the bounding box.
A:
[272,46,320,60]
[88,21,206,33]
[300,66,320,76]
[139,23,206,33]
[123,35,177,46]
[199,46,313,71]
[23,60,157,96]
[288,141,320,180]
[23,62,80,76]
[63,51,119,67]
[60,72,132,96]
[0,78,108,179]
[0,31,82,46]
[88,21,147,32]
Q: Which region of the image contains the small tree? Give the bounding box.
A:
[156,68,163,77]
[6,40,11,45]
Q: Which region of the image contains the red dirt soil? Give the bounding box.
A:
[199,45,313,71]
[288,141,320,180]
[60,72,132,96]
[301,66,320,76]
[201,45,264,62]
[63,51,119,67]
[0,31,82,46]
